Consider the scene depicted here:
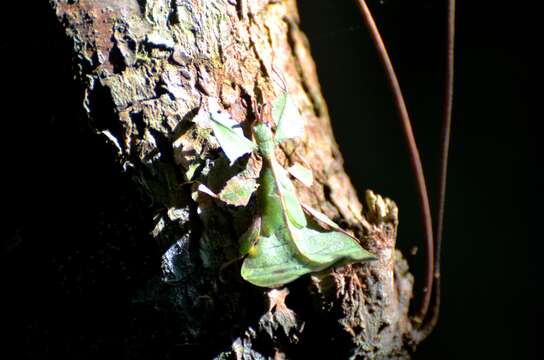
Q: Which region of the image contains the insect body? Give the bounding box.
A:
[206,95,375,288]
[241,122,375,287]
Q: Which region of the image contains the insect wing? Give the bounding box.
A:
[219,176,258,207]
[288,163,314,187]
[208,98,256,164]
[272,92,304,144]
[293,226,377,267]
[300,203,361,241]
[273,161,307,229]
[241,232,314,288]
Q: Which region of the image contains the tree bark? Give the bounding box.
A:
[50,0,420,358]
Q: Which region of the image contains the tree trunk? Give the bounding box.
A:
[50,0,420,358]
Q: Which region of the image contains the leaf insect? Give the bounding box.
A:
[205,86,376,288]
[202,0,454,342]
[355,0,455,339]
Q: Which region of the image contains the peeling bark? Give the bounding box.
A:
[50,0,421,358]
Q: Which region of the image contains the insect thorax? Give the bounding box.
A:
[253,123,275,160]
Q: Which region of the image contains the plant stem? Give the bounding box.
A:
[354,0,435,321]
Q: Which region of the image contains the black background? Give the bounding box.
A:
[1,1,529,359]
[298,1,530,359]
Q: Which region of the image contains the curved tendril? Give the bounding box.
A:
[421,0,456,337]
[354,0,435,322]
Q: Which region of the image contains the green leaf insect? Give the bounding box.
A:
[208,94,376,288]
[208,98,256,165]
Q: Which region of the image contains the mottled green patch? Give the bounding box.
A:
[219,176,258,207]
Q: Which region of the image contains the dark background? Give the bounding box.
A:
[298,1,529,359]
[1,1,529,359]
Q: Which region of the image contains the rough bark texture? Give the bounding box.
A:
[50,0,420,358]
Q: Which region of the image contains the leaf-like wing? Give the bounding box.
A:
[272,161,307,229]
[241,160,376,288]
[292,226,377,267]
[241,225,376,288]
[208,98,256,164]
[272,92,304,144]
[241,232,315,288]
[300,203,360,241]
[219,176,258,207]
[288,163,314,187]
